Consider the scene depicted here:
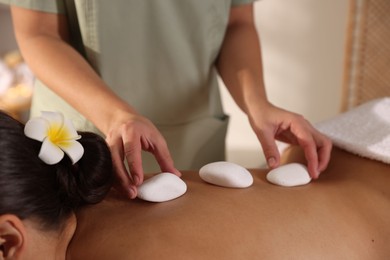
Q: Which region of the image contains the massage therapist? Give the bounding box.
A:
[4,0,332,199]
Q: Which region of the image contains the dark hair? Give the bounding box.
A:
[0,111,113,230]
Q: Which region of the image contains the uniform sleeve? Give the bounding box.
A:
[0,0,65,14]
[231,0,258,6]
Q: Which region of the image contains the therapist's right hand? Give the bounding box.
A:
[105,112,181,199]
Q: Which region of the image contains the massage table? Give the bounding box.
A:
[68,146,390,259]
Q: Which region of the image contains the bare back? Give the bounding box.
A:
[68,147,390,259]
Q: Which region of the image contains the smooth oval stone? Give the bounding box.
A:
[266,163,311,187]
[137,173,187,202]
[199,161,253,188]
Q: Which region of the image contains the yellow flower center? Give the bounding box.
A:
[46,123,71,145]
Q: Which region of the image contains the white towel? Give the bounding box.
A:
[315,97,390,164]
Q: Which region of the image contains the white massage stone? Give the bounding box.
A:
[137,173,187,202]
[199,161,253,188]
[266,163,311,187]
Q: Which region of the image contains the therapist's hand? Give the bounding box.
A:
[105,112,181,199]
[248,102,332,179]
[214,3,332,178]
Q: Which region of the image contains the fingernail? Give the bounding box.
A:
[315,170,321,179]
[133,175,140,185]
[129,187,137,199]
[267,157,276,168]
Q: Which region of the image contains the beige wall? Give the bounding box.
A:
[222,0,349,167]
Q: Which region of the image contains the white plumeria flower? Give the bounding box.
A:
[24,111,84,165]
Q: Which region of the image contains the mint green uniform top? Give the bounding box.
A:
[3,0,256,172]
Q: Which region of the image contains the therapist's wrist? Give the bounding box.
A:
[95,102,140,137]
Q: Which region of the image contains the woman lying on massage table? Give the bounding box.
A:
[68,145,390,259]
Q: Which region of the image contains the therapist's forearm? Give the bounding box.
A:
[10,6,137,135]
[17,34,135,134]
[216,6,268,116]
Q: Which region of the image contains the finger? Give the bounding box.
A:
[256,128,280,169]
[108,139,137,199]
[288,119,322,179]
[296,134,319,179]
[144,136,182,177]
[316,135,333,172]
[123,134,144,186]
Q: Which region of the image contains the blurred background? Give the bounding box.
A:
[0,4,34,121]
[0,0,349,167]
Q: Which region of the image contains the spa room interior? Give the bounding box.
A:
[1,0,389,258]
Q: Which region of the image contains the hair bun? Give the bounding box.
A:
[55,132,113,209]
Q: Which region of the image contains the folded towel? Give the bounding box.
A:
[315,97,390,164]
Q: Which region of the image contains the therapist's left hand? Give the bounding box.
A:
[248,102,332,179]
